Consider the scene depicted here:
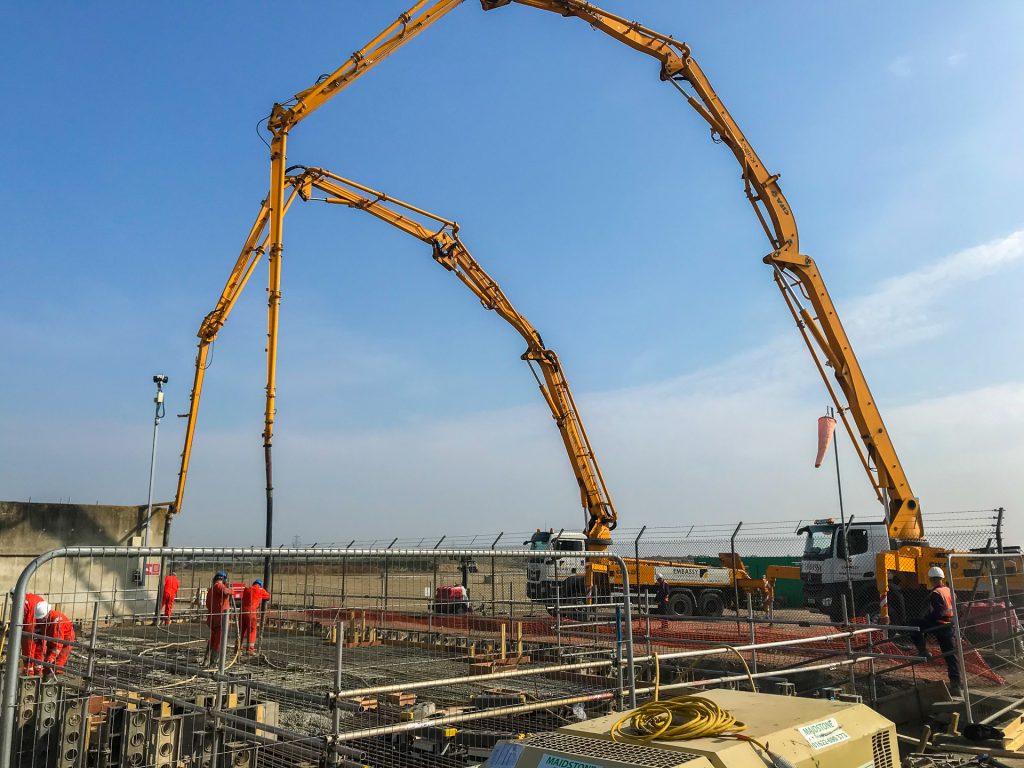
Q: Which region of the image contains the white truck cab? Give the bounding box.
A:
[799,518,891,620]
[525,529,587,600]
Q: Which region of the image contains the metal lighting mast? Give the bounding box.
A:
[141,375,168,583]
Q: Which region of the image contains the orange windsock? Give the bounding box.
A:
[815,416,837,468]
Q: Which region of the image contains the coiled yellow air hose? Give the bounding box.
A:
[612,653,796,768]
[611,694,746,742]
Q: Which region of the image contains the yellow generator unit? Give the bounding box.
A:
[484,689,897,768]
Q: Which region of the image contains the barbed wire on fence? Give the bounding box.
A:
[307,511,1000,552]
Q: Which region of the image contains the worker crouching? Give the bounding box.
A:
[910,566,961,694]
[19,592,46,675]
[239,579,271,655]
[36,602,75,679]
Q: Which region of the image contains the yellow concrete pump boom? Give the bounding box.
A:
[171,187,301,517]
[255,0,467,549]
[479,0,923,544]
[172,165,617,547]
[290,167,617,546]
[178,0,924,557]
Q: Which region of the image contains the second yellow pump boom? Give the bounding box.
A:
[173,166,617,548]
[291,167,617,546]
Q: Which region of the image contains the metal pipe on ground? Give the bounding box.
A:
[219,723,366,768]
[656,613,918,632]
[634,655,874,696]
[633,627,879,663]
[980,692,1024,726]
[905,733,1024,761]
[327,692,614,743]
[331,658,614,700]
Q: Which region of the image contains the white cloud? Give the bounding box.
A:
[626,229,1024,391]
[947,52,967,68]
[846,229,1024,349]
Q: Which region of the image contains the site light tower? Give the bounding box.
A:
[140,375,168,584]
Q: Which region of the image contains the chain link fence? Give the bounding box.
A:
[0,511,1016,767]
[305,510,1000,622]
[946,552,1024,741]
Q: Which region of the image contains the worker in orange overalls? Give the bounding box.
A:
[239,579,271,655]
[38,603,75,678]
[204,571,231,664]
[20,593,46,675]
[161,570,180,624]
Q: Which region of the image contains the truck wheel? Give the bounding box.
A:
[668,590,696,617]
[698,590,725,618]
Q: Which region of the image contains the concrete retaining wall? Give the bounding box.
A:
[0,501,170,620]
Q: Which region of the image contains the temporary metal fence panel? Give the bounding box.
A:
[2,529,1012,767]
[0,547,636,768]
[946,551,1024,728]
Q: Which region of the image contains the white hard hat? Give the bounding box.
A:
[655,572,665,581]
[34,601,51,620]
[928,566,945,580]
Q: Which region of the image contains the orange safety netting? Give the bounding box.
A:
[271,606,1005,684]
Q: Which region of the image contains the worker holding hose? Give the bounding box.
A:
[16,592,46,675]
[239,579,271,655]
[160,570,180,624]
[37,603,75,678]
[204,571,232,664]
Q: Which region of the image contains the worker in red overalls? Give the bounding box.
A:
[204,571,231,665]
[20,593,46,675]
[239,579,271,655]
[161,571,180,624]
[38,604,75,678]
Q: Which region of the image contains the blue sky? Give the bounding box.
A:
[3,2,1023,546]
